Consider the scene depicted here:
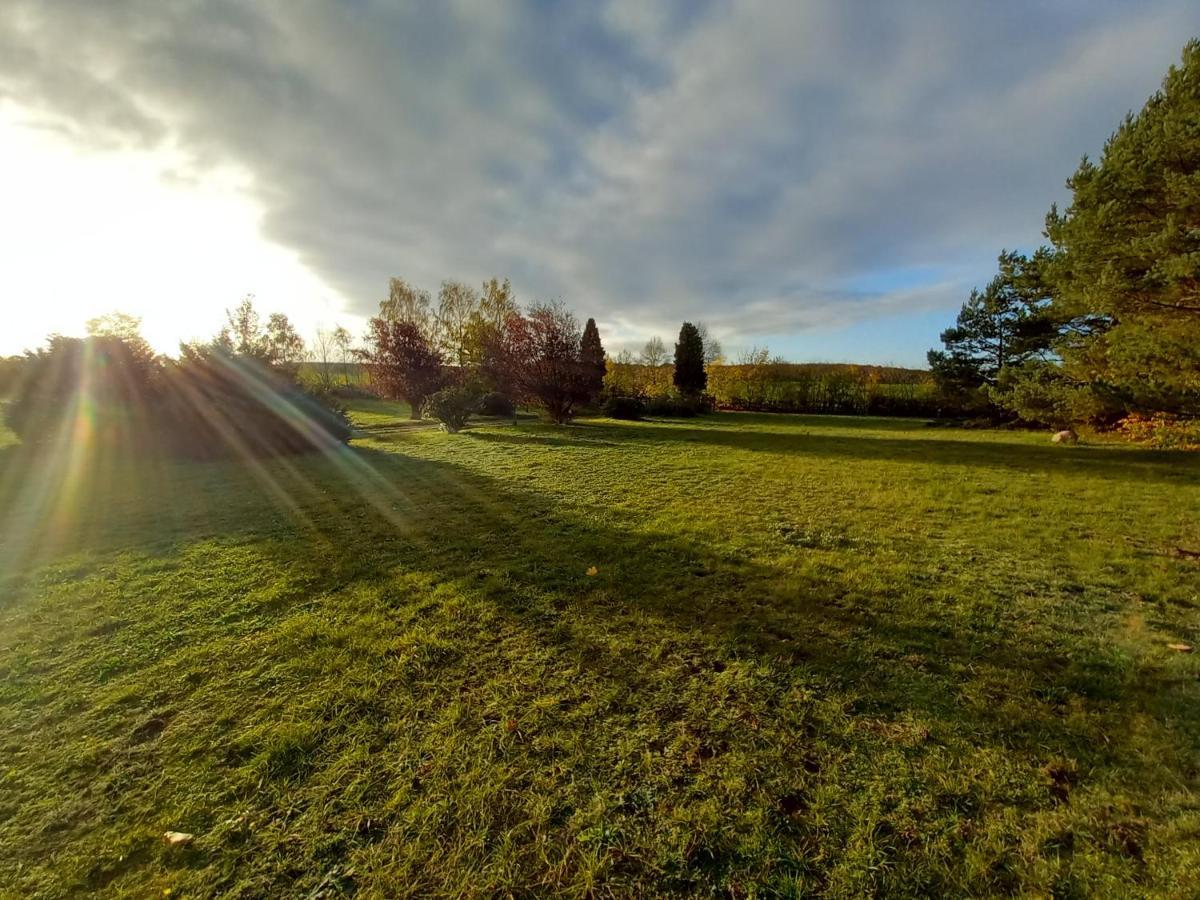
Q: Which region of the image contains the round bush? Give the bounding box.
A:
[424,386,480,432]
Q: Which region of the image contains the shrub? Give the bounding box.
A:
[160,351,352,459]
[0,356,26,400]
[479,391,516,418]
[643,393,711,418]
[1118,414,1200,450]
[602,394,645,420]
[8,331,351,459]
[423,385,480,432]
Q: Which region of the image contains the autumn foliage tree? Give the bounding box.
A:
[505,302,590,423]
[436,279,480,365]
[379,277,436,339]
[216,297,307,377]
[359,318,445,419]
[366,275,603,423]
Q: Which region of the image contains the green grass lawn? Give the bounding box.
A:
[1,406,1198,896]
[341,397,415,427]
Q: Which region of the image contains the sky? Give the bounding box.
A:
[1,1,1197,366]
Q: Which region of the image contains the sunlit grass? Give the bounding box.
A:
[1,403,1198,896]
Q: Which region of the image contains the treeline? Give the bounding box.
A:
[352,278,718,427]
[606,359,935,416]
[927,39,1200,448]
[353,276,606,428]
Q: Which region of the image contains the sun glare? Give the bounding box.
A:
[0,104,348,356]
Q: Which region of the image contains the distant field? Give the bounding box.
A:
[297,361,371,387]
[1,404,1198,896]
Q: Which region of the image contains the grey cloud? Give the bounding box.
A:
[2,0,1196,350]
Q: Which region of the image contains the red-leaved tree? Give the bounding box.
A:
[504,302,590,423]
[359,318,445,419]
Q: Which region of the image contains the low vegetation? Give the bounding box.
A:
[1,403,1197,896]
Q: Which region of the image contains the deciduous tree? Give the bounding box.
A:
[216,297,305,376]
[506,302,589,423]
[639,336,667,367]
[437,280,480,365]
[379,277,435,340]
[311,328,338,392]
[696,322,723,366]
[359,318,445,419]
[332,325,353,384]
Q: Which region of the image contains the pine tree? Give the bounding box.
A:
[673,322,707,396]
[927,251,1052,399]
[579,317,606,403]
[1043,39,1200,416]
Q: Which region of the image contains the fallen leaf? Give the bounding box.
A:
[1167,643,1193,653]
[586,566,598,576]
[163,831,194,847]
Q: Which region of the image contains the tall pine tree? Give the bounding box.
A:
[1043,39,1200,416]
[579,317,606,403]
[673,322,707,396]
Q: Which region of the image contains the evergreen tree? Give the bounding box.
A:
[673,322,707,396]
[927,251,1053,398]
[1043,39,1200,416]
[579,317,606,402]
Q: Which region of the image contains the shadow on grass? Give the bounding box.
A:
[3,428,1197,893]
[6,432,1170,753]
[471,416,1200,486]
[2,431,1187,752]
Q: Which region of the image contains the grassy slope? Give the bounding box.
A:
[1,406,1198,897]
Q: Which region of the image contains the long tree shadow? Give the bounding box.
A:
[25,437,1175,750]
[5,435,1197,893]
[4,434,1190,754]
[472,417,1200,486]
[4,431,1194,758]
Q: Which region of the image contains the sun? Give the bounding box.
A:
[0,103,352,356]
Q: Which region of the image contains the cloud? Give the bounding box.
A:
[1,0,1196,353]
